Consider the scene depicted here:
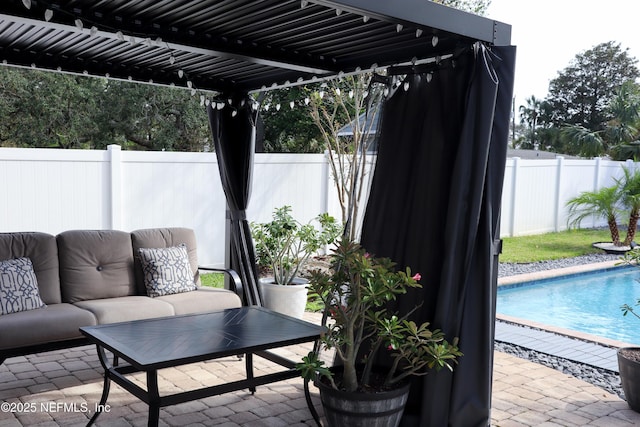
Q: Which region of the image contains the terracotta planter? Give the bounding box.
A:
[315,377,410,427]
[618,347,640,412]
[259,277,309,319]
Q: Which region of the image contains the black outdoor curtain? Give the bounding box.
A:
[207,94,262,307]
[360,44,516,426]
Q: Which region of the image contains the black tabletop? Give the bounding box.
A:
[80,307,325,370]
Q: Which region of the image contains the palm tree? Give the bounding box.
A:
[519,96,543,149]
[617,167,640,245]
[566,185,623,246]
[560,125,606,158]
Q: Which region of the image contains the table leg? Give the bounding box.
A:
[245,353,256,394]
[147,370,161,427]
[86,346,112,426]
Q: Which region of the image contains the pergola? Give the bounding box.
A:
[0,1,515,426]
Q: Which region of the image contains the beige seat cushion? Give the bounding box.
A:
[0,304,96,350]
[156,288,242,315]
[74,296,175,324]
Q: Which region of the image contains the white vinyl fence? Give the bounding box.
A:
[1,145,637,265]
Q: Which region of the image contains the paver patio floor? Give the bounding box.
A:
[1,311,639,426]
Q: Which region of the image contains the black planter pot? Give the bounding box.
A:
[315,378,410,427]
[618,347,640,412]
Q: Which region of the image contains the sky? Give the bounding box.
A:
[486,0,640,110]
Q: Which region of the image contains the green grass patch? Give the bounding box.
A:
[200,272,224,288]
[500,228,612,263]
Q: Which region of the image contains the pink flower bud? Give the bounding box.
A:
[412,273,422,281]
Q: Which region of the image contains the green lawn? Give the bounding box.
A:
[201,272,224,288]
[500,228,612,263]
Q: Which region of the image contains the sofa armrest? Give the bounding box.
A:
[198,266,245,305]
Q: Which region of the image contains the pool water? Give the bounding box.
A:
[497,267,640,345]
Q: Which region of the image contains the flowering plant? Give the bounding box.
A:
[298,238,461,392]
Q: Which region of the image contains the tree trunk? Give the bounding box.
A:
[609,217,622,246]
[624,210,640,246]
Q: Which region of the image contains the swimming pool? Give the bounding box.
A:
[497,266,640,345]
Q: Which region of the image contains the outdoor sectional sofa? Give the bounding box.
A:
[0,227,243,365]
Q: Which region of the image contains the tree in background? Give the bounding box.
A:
[0,68,101,148]
[546,42,639,132]
[93,80,209,151]
[0,68,208,151]
[559,81,640,158]
[260,86,325,153]
[432,0,491,14]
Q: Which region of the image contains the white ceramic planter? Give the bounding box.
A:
[259,277,309,319]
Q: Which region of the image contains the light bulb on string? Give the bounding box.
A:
[396,24,403,32]
[178,70,184,78]
[169,55,176,65]
[216,102,225,110]
[348,90,354,99]
[403,82,410,91]
[426,73,433,83]
[44,9,53,21]
[116,31,124,41]
[276,104,281,111]
[319,91,324,99]
[289,101,295,109]
[335,88,341,96]
[363,16,369,23]
[75,19,83,30]
[432,36,439,47]
[304,97,310,105]
[301,0,308,8]
[90,26,98,37]
[21,0,31,10]
[232,110,238,117]
[416,29,423,38]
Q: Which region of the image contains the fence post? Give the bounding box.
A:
[107,145,122,230]
[508,157,519,237]
[554,156,564,232]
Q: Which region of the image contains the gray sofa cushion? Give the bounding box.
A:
[131,228,200,295]
[0,232,61,304]
[58,230,136,303]
[0,303,96,350]
[74,296,175,324]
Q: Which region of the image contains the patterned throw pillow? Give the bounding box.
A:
[0,257,46,315]
[138,244,197,297]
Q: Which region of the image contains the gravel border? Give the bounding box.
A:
[497,252,627,399]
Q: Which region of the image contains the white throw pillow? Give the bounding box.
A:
[138,244,197,297]
[0,257,46,315]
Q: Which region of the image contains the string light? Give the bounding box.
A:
[21,0,31,10]
[75,19,83,30]
[416,29,423,37]
[432,36,439,47]
[44,9,53,22]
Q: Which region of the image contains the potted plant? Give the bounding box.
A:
[297,239,462,427]
[251,206,341,318]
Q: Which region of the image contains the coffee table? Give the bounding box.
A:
[80,306,326,426]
